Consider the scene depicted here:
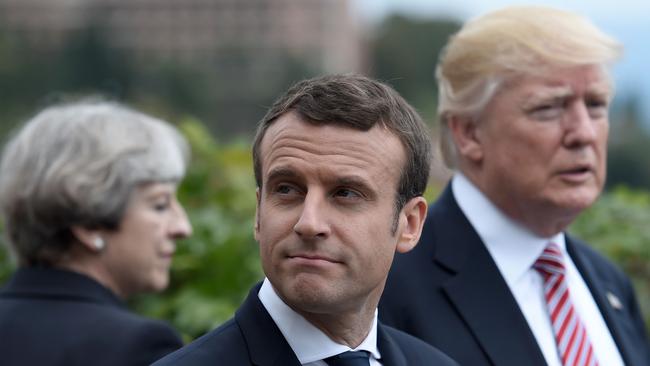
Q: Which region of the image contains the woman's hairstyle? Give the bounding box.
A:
[0,100,189,266]
[436,5,622,167]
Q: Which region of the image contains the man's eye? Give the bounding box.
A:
[275,184,297,195]
[586,99,608,117]
[334,188,360,199]
[587,100,606,108]
[529,103,563,120]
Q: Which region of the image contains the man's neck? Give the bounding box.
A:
[258,279,380,361]
[459,170,574,237]
[295,303,376,348]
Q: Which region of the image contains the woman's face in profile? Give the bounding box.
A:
[100,182,192,298]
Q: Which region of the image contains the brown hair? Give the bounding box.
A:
[252,74,432,216]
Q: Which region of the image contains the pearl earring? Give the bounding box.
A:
[92,236,105,251]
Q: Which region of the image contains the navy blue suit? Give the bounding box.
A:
[153,283,458,366]
[380,185,650,366]
[0,267,182,366]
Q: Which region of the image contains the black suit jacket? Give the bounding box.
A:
[0,267,182,366]
[153,283,458,365]
[380,185,650,366]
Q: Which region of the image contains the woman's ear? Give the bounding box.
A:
[71,226,106,252]
[396,196,428,254]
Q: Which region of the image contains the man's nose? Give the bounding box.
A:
[562,101,600,147]
[293,193,331,239]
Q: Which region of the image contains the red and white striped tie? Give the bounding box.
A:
[534,243,598,366]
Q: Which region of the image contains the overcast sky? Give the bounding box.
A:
[352,0,650,24]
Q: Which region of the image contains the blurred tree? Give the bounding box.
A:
[371,15,460,122]
[130,62,215,125]
[0,32,52,137]
[0,221,12,282]
[209,45,318,136]
[608,93,650,189]
[570,186,650,327]
[0,26,134,137]
[55,25,133,99]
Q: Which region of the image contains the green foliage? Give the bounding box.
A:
[570,186,650,327]
[607,97,650,189]
[0,221,14,283]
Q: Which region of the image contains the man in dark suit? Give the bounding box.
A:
[380,5,650,366]
[154,75,458,365]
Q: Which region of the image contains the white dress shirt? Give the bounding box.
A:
[258,278,383,366]
[452,173,624,366]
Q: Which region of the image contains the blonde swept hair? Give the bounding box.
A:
[436,5,622,167]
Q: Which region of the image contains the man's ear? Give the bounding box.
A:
[71,226,105,253]
[254,187,261,241]
[396,196,428,254]
[448,115,483,163]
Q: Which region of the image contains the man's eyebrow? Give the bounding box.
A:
[523,82,612,103]
[586,84,613,100]
[333,176,371,188]
[332,175,377,199]
[523,86,573,105]
[266,167,300,183]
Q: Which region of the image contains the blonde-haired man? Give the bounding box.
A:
[380,6,650,366]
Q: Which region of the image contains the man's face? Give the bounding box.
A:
[469,64,611,235]
[255,112,413,316]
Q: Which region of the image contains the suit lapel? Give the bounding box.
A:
[433,186,546,366]
[377,323,407,366]
[566,238,634,365]
[235,284,302,366]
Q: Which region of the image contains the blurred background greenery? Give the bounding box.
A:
[0,0,648,340]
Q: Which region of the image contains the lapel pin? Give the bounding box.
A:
[606,291,623,310]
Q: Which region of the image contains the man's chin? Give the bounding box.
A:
[277,277,344,312]
[549,189,599,216]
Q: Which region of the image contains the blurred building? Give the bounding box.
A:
[0,0,361,73]
[0,0,363,134]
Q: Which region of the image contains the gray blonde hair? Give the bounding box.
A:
[0,100,189,266]
[436,5,622,167]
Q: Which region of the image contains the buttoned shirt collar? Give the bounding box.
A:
[451,173,566,286]
[258,278,381,364]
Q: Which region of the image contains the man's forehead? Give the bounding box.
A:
[261,112,393,150]
[524,82,611,99]
[514,67,613,98]
[260,113,405,183]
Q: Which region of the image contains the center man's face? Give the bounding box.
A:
[255,112,408,316]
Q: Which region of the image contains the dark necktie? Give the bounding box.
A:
[534,242,598,366]
[323,350,371,366]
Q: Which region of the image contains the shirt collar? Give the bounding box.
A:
[451,173,566,286]
[258,278,381,364]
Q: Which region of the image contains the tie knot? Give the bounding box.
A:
[324,351,370,366]
[533,242,566,277]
